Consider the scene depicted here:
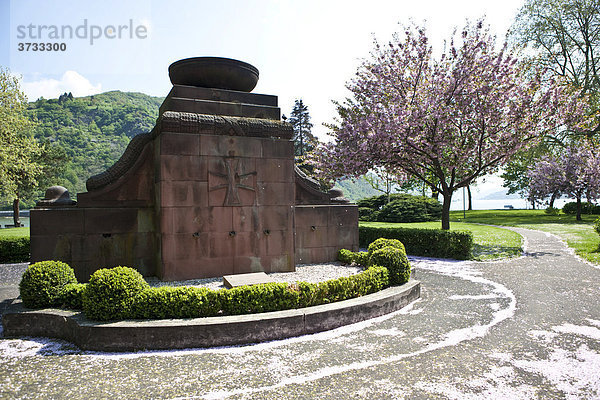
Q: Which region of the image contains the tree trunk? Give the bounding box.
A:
[441,192,452,230]
[467,185,473,211]
[432,190,439,201]
[576,196,582,221]
[549,192,557,209]
[531,199,536,210]
[12,198,20,227]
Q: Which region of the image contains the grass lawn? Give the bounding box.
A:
[0,227,29,238]
[449,209,600,264]
[360,221,523,261]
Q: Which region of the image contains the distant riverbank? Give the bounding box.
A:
[450,198,571,211]
[0,213,30,228]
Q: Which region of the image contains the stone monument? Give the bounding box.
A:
[30,57,359,281]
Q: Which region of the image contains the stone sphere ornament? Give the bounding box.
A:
[168,57,259,92]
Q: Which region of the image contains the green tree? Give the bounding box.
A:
[287,99,316,157]
[0,67,43,225]
[503,0,600,199]
[501,143,554,209]
[512,0,600,140]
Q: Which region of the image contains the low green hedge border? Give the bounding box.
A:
[19,260,392,322]
[359,226,473,260]
[0,236,30,263]
[131,266,389,320]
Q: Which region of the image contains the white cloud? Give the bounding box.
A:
[21,71,102,101]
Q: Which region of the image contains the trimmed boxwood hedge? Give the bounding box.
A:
[20,261,393,321]
[82,266,149,321]
[370,247,410,285]
[19,260,77,308]
[58,283,87,309]
[339,237,411,285]
[131,286,222,319]
[0,236,30,263]
[27,264,391,321]
[359,226,473,260]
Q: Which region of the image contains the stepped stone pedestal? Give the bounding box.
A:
[30,57,359,282]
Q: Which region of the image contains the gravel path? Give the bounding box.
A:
[147,263,363,290]
[1,228,599,399]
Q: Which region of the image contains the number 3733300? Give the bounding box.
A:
[18,42,67,51]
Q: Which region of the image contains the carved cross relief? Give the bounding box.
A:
[209,157,257,206]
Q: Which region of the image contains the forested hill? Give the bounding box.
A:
[27,91,164,196]
[334,177,379,202]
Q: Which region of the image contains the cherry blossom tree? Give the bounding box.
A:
[313,19,586,229]
[528,143,600,220]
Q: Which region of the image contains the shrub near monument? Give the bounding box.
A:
[358,194,442,223]
[359,225,473,260]
[18,255,399,321]
[82,267,149,320]
[0,228,30,263]
[338,238,412,285]
[19,261,77,308]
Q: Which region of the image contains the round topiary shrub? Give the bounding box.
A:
[354,251,370,266]
[19,260,77,309]
[338,248,356,264]
[82,266,149,321]
[367,238,406,256]
[370,246,411,285]
[58,283,87,309]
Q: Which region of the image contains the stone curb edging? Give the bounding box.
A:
[2,280,420,352]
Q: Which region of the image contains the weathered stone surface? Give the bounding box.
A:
[160,113,291,138]
[161,98,281,120]
[222,272,275,288]
[78,143,155,207]
[166,85,277,106]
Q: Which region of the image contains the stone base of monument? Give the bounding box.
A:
[223,272,275,288]
[2,281,420,352]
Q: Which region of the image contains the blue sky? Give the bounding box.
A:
[1,0,526,201]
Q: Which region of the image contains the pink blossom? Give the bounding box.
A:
[312,19,588,229]
[528,143,600,219]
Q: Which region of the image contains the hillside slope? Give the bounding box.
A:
[27,91,163,196]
